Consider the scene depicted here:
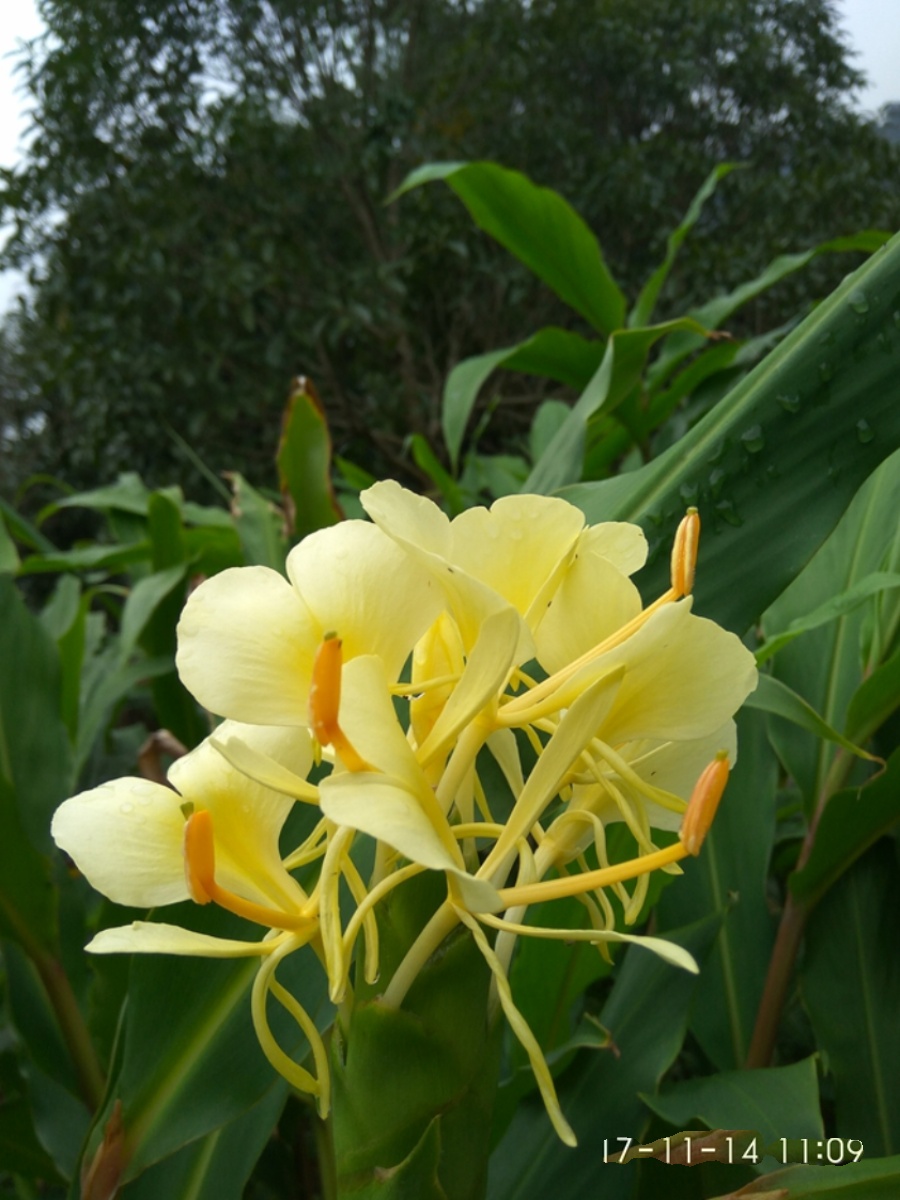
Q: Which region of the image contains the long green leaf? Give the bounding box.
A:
[791,748,900,908]
[745,674,876,763]
[277,377,343,541]
[762,447,900,803]
[647,229,890,391]
[643,1057,823,1146]
[395,161,626,333]
[524,317,708,494]
[800,842,900,1156]
[441,329,603,469]
[630,163,741,328]
[564,232,900,637]
[657,709,777,1070]
[81,904,329,1182]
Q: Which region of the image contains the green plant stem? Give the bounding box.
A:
[380,901,460,1009]
[315,1108,337,1200]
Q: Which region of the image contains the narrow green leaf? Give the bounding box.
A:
[755,572,900,664]
[0,514,21,573]
[395,161,626,333]
[630,163,741,328]
[277,377,343,541]
[791,748,900,908]
[441,330,603,468]
[119,566,187,663]
[47,472,152,517]
[0,576,73,849]
[0,1096,64,1182]
[524,317,708,494]
[409,434,466,515]
[800,842,900,1155]
[846,646,900,744]
[745,674,876,763]
[761,448,900,802]
[147,490,187,570]
[0,775,57,955]
[648,229,890,390]
[18,540,153,575]
[225,472,287,569]
[0,494,56,553]
[564,233,900,638]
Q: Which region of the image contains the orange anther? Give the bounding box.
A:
[308,634,371,772]
[184,809,216,903]
[670,508,700,597]
[309,634,343,746]
[680,752,730,856]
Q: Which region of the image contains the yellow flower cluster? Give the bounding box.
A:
[52,484,757,1143]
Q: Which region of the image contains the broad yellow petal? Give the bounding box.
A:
[319,771,461,874]
[579,521,648,576]
[593,601,757,744]
[52,778,187,907]
[534,549,643,675]
[87,921,273,957]
[176,566,316,724]
[449,495,584,619]
[286,520,442,680]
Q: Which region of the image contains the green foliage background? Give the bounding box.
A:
[1,3,900,1199]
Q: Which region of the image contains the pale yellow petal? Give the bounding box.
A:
[578,521,648,576]
[319,772,461,873]
[170,730,306,910]
[534,550,643,674]
[338,656,422,788]
[362,482,520,652]
[360,479,452,557]
[52,778,187,907]
[286,520,442,681]
[176,566,316,724]
[87,921,272,957]
[595,601,757,744]
[417,606,521,768]
[449,495,584,618]
[616,722,738,831]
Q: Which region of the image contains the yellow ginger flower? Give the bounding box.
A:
[52,483,756,1146]
[51,723,333,1112]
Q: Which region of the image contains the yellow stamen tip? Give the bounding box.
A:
[184,809,216,903]
[671,507,701,597]
[680,751,730,856]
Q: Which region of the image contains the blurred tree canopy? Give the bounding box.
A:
[1,0,898,497]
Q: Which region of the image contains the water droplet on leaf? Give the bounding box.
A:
[856,419,875,444]
[740,425,765,453]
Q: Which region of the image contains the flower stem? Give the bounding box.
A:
[380,901,460,1009]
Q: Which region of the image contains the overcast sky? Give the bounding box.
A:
[1,0,898,305]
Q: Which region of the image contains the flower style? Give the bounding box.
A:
[53,482,757,1147]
